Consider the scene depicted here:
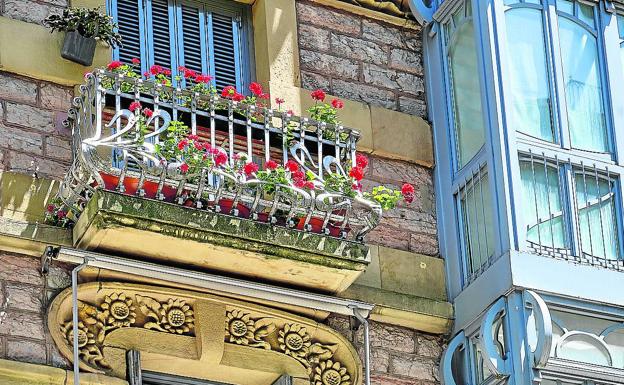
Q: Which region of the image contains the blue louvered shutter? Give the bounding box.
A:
[209,11,241,91]
[112,0,144,65]
[178,3,206,74]
[148,0,175,69]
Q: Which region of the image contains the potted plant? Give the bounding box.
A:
[44,7,122,66]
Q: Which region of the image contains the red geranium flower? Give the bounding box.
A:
[249,82,263,96]
[57,210,66,218]
[188,134,199,141]
[292,170,305,181]
[177,139,188,150]
[304,181,315,190]
[352,182,362,192]
[180,163,189,173]
[232,93,245,102]
[131,58,140,65]
[143,71,150,78]
[311,89,326,102]
[129,101,142,112]
[194,74,212,83]
[355,154,368,169]
[163,69,172,76]
[222,86,236,98]
[150,65,163,75]
[107,61,123,70]
[214,151,228,166]
[285,160,299,172]
[401,183,415,203]
[46,204,55,212]
[349,166,364,181]
[183,68,196,79]
[331,98,344,109]
[275,97,285,105]
[293,178,305,188]
[265,160,278,170]
[244,162,259,176]
[259,93,270,100]
[142,108,153,118]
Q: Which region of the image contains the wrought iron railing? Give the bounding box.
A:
[59,70,382,241]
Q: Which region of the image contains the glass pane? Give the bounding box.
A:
[558,333,610,366]
[575,173,620,260]
[505,8,554,142]
[578,3,595,28]
[520,160,567,251]
[558,17,608,152]
[557,0,573,15]
[618,14,624,39]
[460,172,495,275]
[448,6,486,167]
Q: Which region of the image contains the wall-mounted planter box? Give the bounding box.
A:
[61,30,96,66]
[72,190,371,294]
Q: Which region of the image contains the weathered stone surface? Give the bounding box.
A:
[360,346,390,373]
[390,355,437,381]
[326,315,353,341]
[382,209,437,237]
[371,374,419,385]
[3,0,63,25]
[0,124,43,155]
[6,339,46,364]
[367,225,411,251]
[298,23,331,51]
[370,157,431,183]
[409,233,439,256]
[40,83,73,111]
[45,136,72,161]
[7,151,69,180]
[362,19,422,50]
[5,283,43,313]
[0,311,45,339]
[356,321,415,353]
[0,254,42,286]
[5,102,55,132]
[46,264,72,290]
[296,1,361,35]
[300,71,331,91]
[362,64,424,95]
[333,79,396,109]
[331,33,388,66]
[300,50,359,80]
[398,96,427,117]
[417,335,444,358]
[0,73,38,105]
[390,48,423,75]
[48,342,70,368]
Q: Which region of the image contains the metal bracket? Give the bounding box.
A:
[41,246,60,274]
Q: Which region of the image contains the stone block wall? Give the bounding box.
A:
[0,0,66,25]
[296,0,426,118]
[0,72,74,180]
[0,252,71,368]
[328,315,444,385]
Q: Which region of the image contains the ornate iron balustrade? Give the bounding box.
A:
[59,70,382,241]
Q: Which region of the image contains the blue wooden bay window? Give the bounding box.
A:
[108,0,254,91]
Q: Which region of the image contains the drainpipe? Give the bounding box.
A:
[72,261,88,385]
[351,306,370,385]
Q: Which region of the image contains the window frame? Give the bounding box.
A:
[107,0,255,92]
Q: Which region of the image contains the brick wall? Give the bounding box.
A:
[328,315,444,385]
[0,72,74,180]
[0,0,66,25]
[296,0,426,118]
[0,252,71,367]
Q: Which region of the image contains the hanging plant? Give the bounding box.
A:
[43,7,122,66]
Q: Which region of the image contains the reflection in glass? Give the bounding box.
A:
[558,16,608,152]
[447,1,486,167]
[460,172,495,276]
[558,334,610,366]
[575,173,619,260]
[520,160,567,251]
[505,7,554,142]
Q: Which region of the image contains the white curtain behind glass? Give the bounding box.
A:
[505,8,554,142]
[558,17,608,152]
[449,16,486,167]
[574,173,619,260]
[520,161,567,250]
[461,173,495,275]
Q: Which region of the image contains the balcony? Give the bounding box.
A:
[58,69,385,292]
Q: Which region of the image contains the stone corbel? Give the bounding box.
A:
[48,282,362,385]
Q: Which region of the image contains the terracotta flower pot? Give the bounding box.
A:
[218,198,250,218]
[296,217,343,237]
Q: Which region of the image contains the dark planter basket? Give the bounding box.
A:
[61,30,96,66]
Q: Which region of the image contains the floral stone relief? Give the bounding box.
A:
[49,283,361,385]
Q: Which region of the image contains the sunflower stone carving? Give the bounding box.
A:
[99,293,136,330]
[60,321,110,368]
[136,295,195,334]
[313,360,352,385]
[225,309,275,349]
[279,324,312,364]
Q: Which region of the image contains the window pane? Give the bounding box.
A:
[460,172,495,276]
[520,160,567,251]
[557,0,573,15]
[505,8,554,142]
[575,172,620,260]
[558,17,608,152]
[447,3,486,167]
